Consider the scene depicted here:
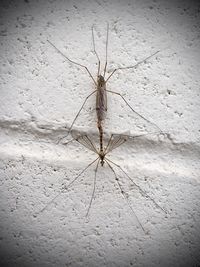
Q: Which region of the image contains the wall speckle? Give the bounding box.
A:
[0,0,200,266]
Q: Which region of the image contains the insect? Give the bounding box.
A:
[47,23,163,146]
[39,24,166,232]
[37,130,166,233]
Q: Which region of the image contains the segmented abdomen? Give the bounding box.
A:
[96,86,107,122]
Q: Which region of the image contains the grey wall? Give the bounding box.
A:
[0,0,200,266]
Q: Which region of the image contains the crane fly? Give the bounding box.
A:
[40,24,167,232]
[36,130,166,233]
[47,23,163,148]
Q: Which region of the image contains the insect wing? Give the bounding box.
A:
[72,132,98,154]
[105,135,127,154]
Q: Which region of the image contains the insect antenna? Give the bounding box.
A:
[47,39,96,85]
[106,158,167,214]
[35,157,99,217]
[85,159,100,217]
[92,23,109,78]
[106,159,146,233]
[103,22,109,78]
[92,25,100,77]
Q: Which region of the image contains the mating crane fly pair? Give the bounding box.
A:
[40,23,166,231]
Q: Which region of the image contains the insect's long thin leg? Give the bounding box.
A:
[47,40,97,86]
[106,160,146,233]
[106,158,167,214]
[105,50,160,82]
[35,157,99,216]
[106,89,162,132]
[86,159,100,217]
[92,25,100,77]
[103,22,109,78]
[65,90,97,138]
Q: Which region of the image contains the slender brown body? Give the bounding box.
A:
[96,75,107,155]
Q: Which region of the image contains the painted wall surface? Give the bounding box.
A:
[0,0,200,266]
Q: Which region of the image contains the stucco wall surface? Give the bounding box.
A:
[0,0,200,266]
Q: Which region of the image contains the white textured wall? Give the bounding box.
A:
[0,0,200,266]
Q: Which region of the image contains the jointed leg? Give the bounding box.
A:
[86,159,100,217]
[106,158,167,214]
[35,157,99,216]
[106,90,162,132]
[65,90,97,139]
[48,40,97,85]
[106,160,146,233]
[105,50,160,82]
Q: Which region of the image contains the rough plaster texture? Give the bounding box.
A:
[0,0,200,266]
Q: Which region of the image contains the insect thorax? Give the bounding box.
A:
[97,75,106,87]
